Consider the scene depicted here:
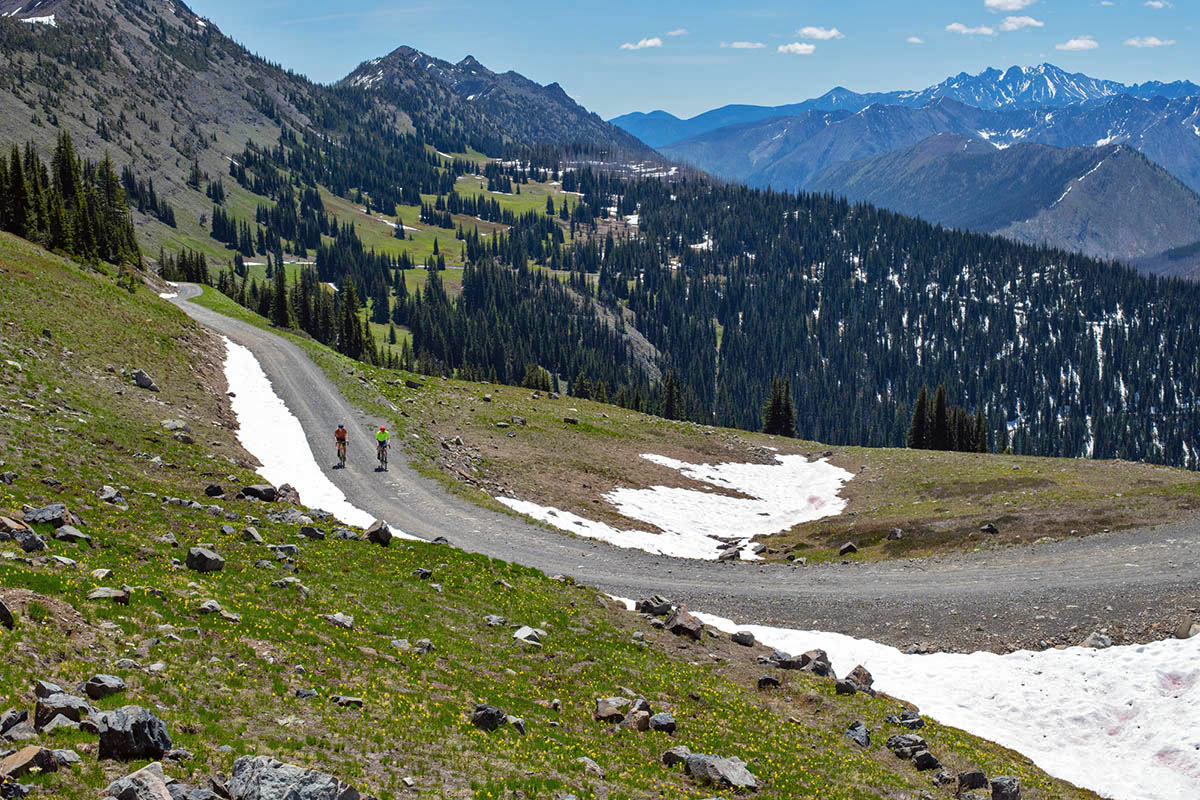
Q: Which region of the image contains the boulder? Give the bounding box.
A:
[484,615,507,627]
[470,705,507,732]
[11,530,46,554]
[664,608,703,641]
[800,649,834,677]
[1,720,37,743]
[204,485,225,498]
[330,696,362,709]
[1175,619,1200,640]
[845,664,874,692]
[85,674,126,700]
[365,520,391,547]
[54,525,91,546]
[839,542,858,556]
[593,697,629,723]
[33,681,61,699]
[624,710,650,732]
[0,600,12,631]
[980,523,999,534]
[835,679,857,696]
[97,706,172,761]
[731,630,756,647]
[576,756,605,778]
[662,745,691,767]
[227,755,363,800]
[886,734,927,759]
[886,710,924,730]
[185,548,225,573]
[513,626,545,646]
[241,485,277,502]
[323,613,354,630]
[52,749,80,768]
[131,370,160,392]
[97,485,127,505]
[40,714,80,733]
[684,753,759,792]
[845,721,870,748]
[958,770,989,794]
[634,595,673,615]
[34,694,93,729]
[241,528,263,544]
[0,746,57,779]
[0,709,27,737]
[1080,631,1112,649]
[649,712,676,733]
[912,750,941,771]
[990,777,1021,800]
[888,527,904,541]
[103,762,172,800]
[757,675,780,690]
[89,585,132,605]
[298,526,325,541]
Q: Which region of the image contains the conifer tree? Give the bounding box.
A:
[932,384,950,451]
[336,280,366,360]
[907,386,929,449]
[270,262,292,328]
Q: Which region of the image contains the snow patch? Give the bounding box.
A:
[20,14,55,26]
[497,454,852,561]
[695,612,1200,800]
[221,336,417,539]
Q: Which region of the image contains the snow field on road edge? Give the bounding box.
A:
[221,336,417,540]
[498,453,852,560]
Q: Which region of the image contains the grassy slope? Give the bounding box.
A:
[0,233,1100,799]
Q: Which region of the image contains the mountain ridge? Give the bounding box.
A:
[614,63,1200,148]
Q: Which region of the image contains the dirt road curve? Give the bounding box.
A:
[173,286,1200,653]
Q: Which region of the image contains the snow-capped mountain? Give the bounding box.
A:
[612,63,1200,148]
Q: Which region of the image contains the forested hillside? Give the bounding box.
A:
[2,0,1199,471]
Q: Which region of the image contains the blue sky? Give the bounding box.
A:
[187,0,1196,119]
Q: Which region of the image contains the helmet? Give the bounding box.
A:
[379,426,387,431]
[337,424,345,429]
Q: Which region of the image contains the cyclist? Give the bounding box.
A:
[334,424,348,467]
[375,425,391,470]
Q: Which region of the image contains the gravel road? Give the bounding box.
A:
[173,286,1200,653]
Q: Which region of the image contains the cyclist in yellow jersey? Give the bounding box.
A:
[375,426,391,470]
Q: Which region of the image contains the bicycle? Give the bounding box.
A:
[336,439,347,469]
[376,442,389,471]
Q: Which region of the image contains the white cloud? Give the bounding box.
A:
[797,26,844,40]
[777,42,817,55]
[999,15,1044,30]
[1125,35,1175,46]
[1056,35,1100,50]
[907,36,925,44]
[666,28,688,36]
[619,37,663,50]
[721,41,767,49]
[985,0,1035,10]
[946,22,997,35]
[1100,1,1115,5]
[1144,1,1172,8]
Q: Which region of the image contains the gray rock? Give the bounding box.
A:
[980,523,999,534]
[34,680,63,699]
[593,697,629,723]
[0,472,15,485]
[576,756,605,778]
[835,679,857,695]
[1,720,37,742]
[649,712,676,733]
[845,721,870,748]
[990,776,1021,800]
[330,696,362,709]
[34,693,93,728]
[664,608,703,640]
[97,485,127,505]
[470,705,507,732]
[506,716,526,735]
[886,733,927,759]
[323,613,354,630]
[662,745,692,767]
[958,770,988,794]
[97,706,172,761]
[131,370,160,392]
[624,710,650,731]
[298,526,324,541]
[846,664,874,692]
[157,533,180,548]
[839,542,858,556]
[886,710,925,730]
[52,749,80,767]
[54,525,92,545]
[40,714,80,733]
[1080,631,1112,649]
[413,638,434,654]
[731,630,755,647]
[513,626,545,645]
[197,600,222,614]
[634,595,673,615]
[757,675,780,690]
[913,750,941,771]
[365,520,391,547]
[186,547,225,573]
[684,753,759,791]
[104,762,173,800]
[85,674,126,700]
[204,485,225,498]
[0,709,27,736]
[331,529,360,541]
[484,615,507,627]
[227,756,363,800]
[294,689,317,700]
[12,529,46,554]
[241,485,277,502]
[0,600,12,631]
[241,528,263,544]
